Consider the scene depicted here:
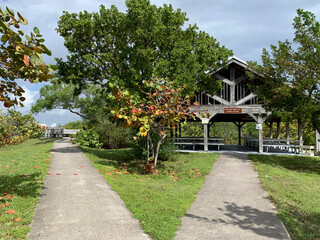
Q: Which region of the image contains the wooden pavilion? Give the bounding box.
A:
[184,56,320,154]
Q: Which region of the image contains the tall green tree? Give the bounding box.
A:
[249,9,320,132]
[55,0,232,96]
[31,79,107,122]
[0,7,53,107]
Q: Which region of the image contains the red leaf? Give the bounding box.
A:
[6,210,15,214]
[113,177,117,179]
[80,166,84,168]
[34,166,39,169]
[56,173,61,175]
[132,108,138,113]
[73,174,78,175]
[46,173,51,175]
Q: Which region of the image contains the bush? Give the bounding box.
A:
[95,119,133,149]
[75,128,102,148]
[0,110,44,146]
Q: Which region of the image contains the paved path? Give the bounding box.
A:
[175,152,291,240]
[28,138,149,240]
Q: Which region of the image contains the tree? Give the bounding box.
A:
[31,79,108,122]
[0,7,53,107]
[55,0,232,97]
[248,9,320,132]
[111,76,194,170]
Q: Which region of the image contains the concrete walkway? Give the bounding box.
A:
[175,152,291,240]
[28,138,149,240]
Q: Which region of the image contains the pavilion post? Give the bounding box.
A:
[258,117,264,153]
[179,122,182,138]
[315,129,319,155]
[298,120,303,153]
[276,119,281,139]
[202,118,209,152]
[233,122,245,145]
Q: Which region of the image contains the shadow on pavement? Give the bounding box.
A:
[186,201,289,239]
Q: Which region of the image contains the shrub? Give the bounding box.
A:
[75,128,102,148]
[0,110,44,146]
[95,119,133,149]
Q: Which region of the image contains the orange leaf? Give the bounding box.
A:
[6,210,15,214]
[23,55,29,67]
[34,166,39,169]
[14,218,21,222]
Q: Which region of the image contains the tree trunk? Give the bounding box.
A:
[147,131,154,159]
[153,133,166,171]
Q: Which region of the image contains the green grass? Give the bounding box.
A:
[0,139,55,239]
[249,154,320,240]
[80,146,218,240]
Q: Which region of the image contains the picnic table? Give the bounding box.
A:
[243,137,300,153]
[171,137,224,151]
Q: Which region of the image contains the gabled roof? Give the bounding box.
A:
[210,56,264,78]
[227,56,248,68]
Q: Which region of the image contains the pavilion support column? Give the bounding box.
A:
[315,129,320,155]
[179,122,182,138]
[258,117,264,153]
[202,118,210,152]
[233,122,245,145]
[298,120,303,153]
[276,119,281,139]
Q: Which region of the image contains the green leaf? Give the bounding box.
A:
[33,27,40,35]
[1,34,9,43]
[6,7,14,16]
[25,34,31,41]
[0,20,8,31]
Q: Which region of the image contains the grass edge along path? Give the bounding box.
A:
[249,154,320,240]
[0,138,55,239]
[80,146,218,240]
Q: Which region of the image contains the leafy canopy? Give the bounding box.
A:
[55,0,232,96]
[248,9,320,132]
[111,76,194,169]
[0,7,53,107]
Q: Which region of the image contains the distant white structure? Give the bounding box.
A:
[43,127,80,138]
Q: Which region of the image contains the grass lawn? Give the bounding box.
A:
[0,138,55,239]
[80,146,218,240]
[250,154,320,240]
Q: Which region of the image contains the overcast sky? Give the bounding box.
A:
[1,0,320,126]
